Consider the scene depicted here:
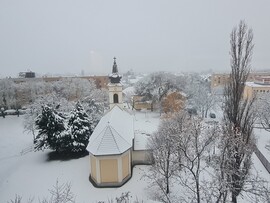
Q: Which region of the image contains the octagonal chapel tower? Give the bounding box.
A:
[108,57,123,109]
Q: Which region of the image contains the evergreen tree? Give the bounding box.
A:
[83,99,104,131]
[65,102,92,152]
[34,105,66,152]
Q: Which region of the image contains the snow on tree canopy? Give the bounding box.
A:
[64,102,92,152]
[34,105,66,151]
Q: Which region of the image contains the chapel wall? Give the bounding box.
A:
[122,153,129,179]
[132,150,153,165]
[100,159,118,183]
[90,155,97,182]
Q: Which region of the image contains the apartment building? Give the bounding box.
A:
[211,72,270,92]
[243,76,270,100]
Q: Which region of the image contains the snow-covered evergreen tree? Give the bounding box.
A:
[24,94,73,139]
[82,98,105,131]
[64,102,92,152]
[34,105,66,152]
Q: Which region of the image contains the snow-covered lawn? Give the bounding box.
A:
[255,128,270,162]
[1,111,270,203]
[134,111,160,150]
[0,114,158,203]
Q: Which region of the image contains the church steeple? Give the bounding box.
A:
[108,57,123,109]
[109,57,122,84]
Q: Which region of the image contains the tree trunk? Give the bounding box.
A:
[232,194,237,203]
[201,108,204,118]
[166,178,170,194]
[166,147,171,194]
[196,178,200,203]
[205,109,208,118]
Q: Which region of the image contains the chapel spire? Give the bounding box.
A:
[109,57,122,84]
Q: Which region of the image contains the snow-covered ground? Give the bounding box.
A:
[255,128,270,162]
[0,114,158,203]
[1,110,270,203]
[134,111,160,150]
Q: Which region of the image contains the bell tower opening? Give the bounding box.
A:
[113,94,119,103]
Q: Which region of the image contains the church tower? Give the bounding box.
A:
[108,57,123,109]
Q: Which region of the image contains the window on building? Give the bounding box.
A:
[113,94,119,103]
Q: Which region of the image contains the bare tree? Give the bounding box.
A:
[135,72,180,112]
[147,111,191,202]
[148,111,219,203]
[220,20,256,203]
[175,117,218,203]
[97,191,145,203]
[40,181,75,203]
[192,83,217,118]
[256,95,270,131]
[148,118,179,201]
[0,79,16,109]
[8,181,74,203]
[7,195,33,203]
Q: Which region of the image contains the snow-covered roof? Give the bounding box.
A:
[109,73,122,78]
[133,111,160,150]
[245,82,270,88]
[123,86,135,96]
[87,105,134,156]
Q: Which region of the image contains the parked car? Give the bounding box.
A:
[187,108,197,115]
[210,113,216,118]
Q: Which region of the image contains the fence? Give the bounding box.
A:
[254,146,270,174]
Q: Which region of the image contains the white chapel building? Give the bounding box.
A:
[87,58,152,187]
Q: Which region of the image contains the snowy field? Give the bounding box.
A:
[0,112,159,203]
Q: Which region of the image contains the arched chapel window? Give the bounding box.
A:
[113,94,119,103]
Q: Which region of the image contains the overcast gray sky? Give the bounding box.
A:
[0,0,270,77]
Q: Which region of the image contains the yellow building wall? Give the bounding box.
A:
[243,86,253,100]
[244,85,270,100]
[90,156,97,181]
[100,159,118,183]
[211,74,230,88]
[133,96,152,110]
[122,153,129,179]
[211,72,270,89]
